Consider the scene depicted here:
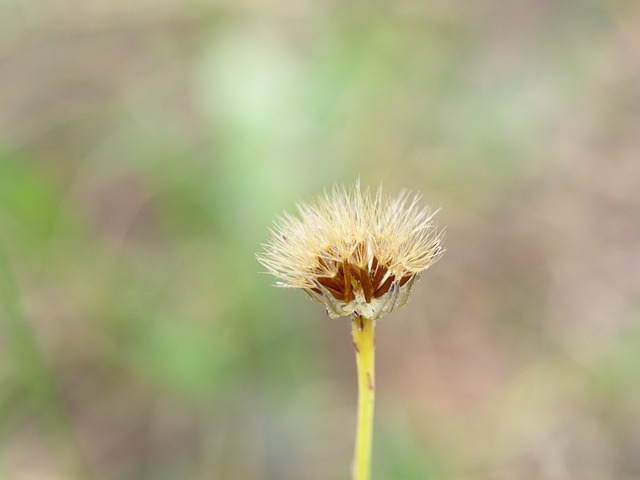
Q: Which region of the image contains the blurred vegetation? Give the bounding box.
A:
[1,1,639,479]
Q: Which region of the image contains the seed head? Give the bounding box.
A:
[257,182,445,320]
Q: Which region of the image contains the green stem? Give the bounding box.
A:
[351,315,375,480]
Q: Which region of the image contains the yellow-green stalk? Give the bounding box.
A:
[352,315,375,480]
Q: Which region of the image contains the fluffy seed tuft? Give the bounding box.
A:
[257,181,445,320]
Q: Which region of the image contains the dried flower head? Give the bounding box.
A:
[257,182,445,320]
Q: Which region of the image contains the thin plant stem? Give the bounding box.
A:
[351,314,375,480]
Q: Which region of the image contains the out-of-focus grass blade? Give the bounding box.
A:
[0,246,93,480]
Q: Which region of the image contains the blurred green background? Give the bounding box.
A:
[1,1,639,479]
